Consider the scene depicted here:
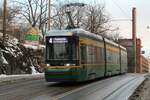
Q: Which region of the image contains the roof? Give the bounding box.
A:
[104,38,119,47]
[46,28,103,41]
[120,45,127,51]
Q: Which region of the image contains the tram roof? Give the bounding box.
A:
[120,45,127,51]
[46,28,102,40]
[46,28,122,48]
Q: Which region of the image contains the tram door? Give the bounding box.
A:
[80,44,88,80]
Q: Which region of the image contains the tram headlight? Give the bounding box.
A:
[65,63,70,66]
[65,63,76,66]
[46,64,50,66]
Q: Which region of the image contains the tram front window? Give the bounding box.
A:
[46,37,79,66]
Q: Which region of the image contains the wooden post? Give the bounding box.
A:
[48,0,51,30]
[3,0,7,43]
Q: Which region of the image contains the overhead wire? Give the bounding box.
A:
[111,0,131,19]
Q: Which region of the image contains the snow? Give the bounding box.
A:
[8,35,19,45]
[11,38,19,45]
[23,44,38,49]
[30,65,39,75]
[1,55,8,64]
[1,35,23,58]
[0,73,44,83]
[23,44,45,50]
[5,47,17,57]
[0,74,7,77]
[29,57,40,75]
[0,50,8,64]
[0,73,43,78]
[1,49,9,54]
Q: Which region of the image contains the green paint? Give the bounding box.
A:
[106,64,120,75]
[45,64,123,82]
[25,34,39,41]
[45,68,78,81]
[77,64,105,81]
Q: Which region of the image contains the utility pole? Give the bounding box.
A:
[3,0,7,43]
[48,0,51,30]
[132,7,136,73]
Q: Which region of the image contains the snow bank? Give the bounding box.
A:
[0,73,44,83]
[23,44,45,50]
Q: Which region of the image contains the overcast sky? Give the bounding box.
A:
[55,0,150,56]
[86,0,150,57]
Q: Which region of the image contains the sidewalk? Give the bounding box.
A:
[129,74,150,100]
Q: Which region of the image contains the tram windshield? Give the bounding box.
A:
[46,36,79,66]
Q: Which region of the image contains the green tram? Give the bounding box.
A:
[45,29,127,82]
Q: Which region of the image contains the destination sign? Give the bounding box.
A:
[49,38,68,43]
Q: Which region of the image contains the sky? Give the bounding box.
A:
[88,0,150,57]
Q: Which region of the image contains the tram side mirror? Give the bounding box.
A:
[141,51,145,54]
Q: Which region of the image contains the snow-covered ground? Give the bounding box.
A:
[0,73,44,83]
[23,44,45,50]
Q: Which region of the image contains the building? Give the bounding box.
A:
[119,38,149,73]
[141,55,149,73]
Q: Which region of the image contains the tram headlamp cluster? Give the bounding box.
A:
[65,63,76,66]
[46,64,50,66]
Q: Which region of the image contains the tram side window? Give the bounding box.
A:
[96,47,103,64]
[106,50,112,63]
[122,51,127,65]
[80,45,87,64]
[100,48,105,63]
[113,52,118,64]
[87,45,93,64]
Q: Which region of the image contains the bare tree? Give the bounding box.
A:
[12,0,122,41]
[51,5,67,29]
[82,4,110,34]
[14,0,49,37]
[52,2,122,41]
[0,6,19,25]
[0,5,20,39]
[6,6,20,24]
[52,3,110,33]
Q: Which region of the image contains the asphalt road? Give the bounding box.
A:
[0,79,80,100]
[53,74,145,100]
[0,74,145,100]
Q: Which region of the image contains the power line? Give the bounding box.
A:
[110,18,132,22]
[111,0,130,19]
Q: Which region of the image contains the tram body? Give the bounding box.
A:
[45,29,127,82]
